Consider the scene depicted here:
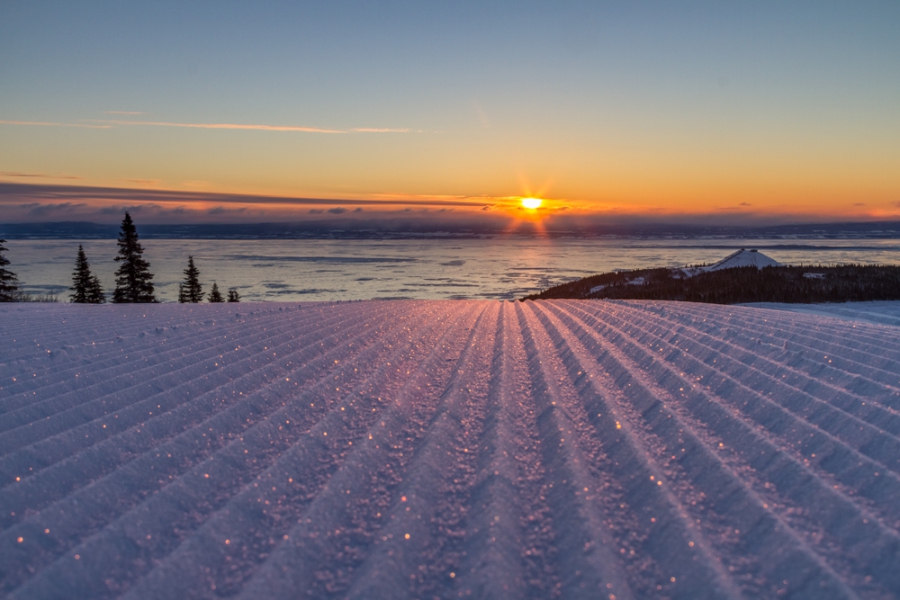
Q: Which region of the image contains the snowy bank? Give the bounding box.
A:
[745,300,900,328]
[2,300,900,598]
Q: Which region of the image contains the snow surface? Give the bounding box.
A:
[746,300,900,328]
[2,299,900,599]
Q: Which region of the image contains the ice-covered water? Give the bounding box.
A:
[4,237,900,302]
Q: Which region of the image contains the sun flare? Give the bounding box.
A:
[521,197,543,210]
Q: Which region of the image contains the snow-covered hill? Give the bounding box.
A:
[681,248,782,277]
[1,300,899,599]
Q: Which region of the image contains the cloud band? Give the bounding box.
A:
[0,119,411,134]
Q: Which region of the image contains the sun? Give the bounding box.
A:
[521,197,543,209]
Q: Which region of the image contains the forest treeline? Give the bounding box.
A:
[523,265,900,304]
[0,213,241,303]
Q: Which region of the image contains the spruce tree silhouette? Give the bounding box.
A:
[113,213,156,303]
[70,245,105,303]
[87,275,105,304]
[227,288,241,302]
[0,239,18,302]
[208,282,224,303]
[178,256,203,303]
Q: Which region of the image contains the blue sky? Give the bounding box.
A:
[1,1,899,224]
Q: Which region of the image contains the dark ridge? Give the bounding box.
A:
[523,265,900,304]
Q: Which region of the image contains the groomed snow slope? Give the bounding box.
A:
[745,300,900,328]
[1,300,899,599]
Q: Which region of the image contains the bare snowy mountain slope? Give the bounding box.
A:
[2,300,899,599]
[682,248,782,277]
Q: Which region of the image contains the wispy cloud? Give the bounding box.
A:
[349,128,410,133]
[105,110,146,115]
[1,117,414,134]
[0,120,111,129]
[1,171,83,180]
[95,119,346,133]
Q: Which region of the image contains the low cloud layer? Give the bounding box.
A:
[1,182,897,233]
[0,182,490,224]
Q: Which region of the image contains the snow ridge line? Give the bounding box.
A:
[575,301,900,506]
[340,302,498,599]
[570,311,900,597]
[652,301,900,372]
[0,305,307,384]
[543,302,857,598]
[524,302,740,599]
[515,302,645,600]
[225,303,488,600]
[452,302,561,598]
[0,301,430,520]
[564,302,900,559]
[0,304,454,595]
[1,302,464,597]
[590,303,900,465]
[104,303,480,600]
[0,302,397,483]
[636,301,900,396]
[0,304,368,417]
[0,303,394,449]
[2,300,900,597]
[0,304,306,346]
[556,300,900,596]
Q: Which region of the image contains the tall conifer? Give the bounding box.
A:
[178,256,203,303]
[70,245,105,303]
[0,239,18,302]
[112,212,156,303]
[227,288,241,302]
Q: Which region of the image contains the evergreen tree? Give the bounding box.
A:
[178,256,203,303]
[0,239,18,302]
[112,212,156,303]
[88,275,105,303]
[70,245,105,303]
[227,288,241,302]
[208,281,224,302]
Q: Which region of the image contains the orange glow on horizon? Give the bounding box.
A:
[2,172,900,224]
